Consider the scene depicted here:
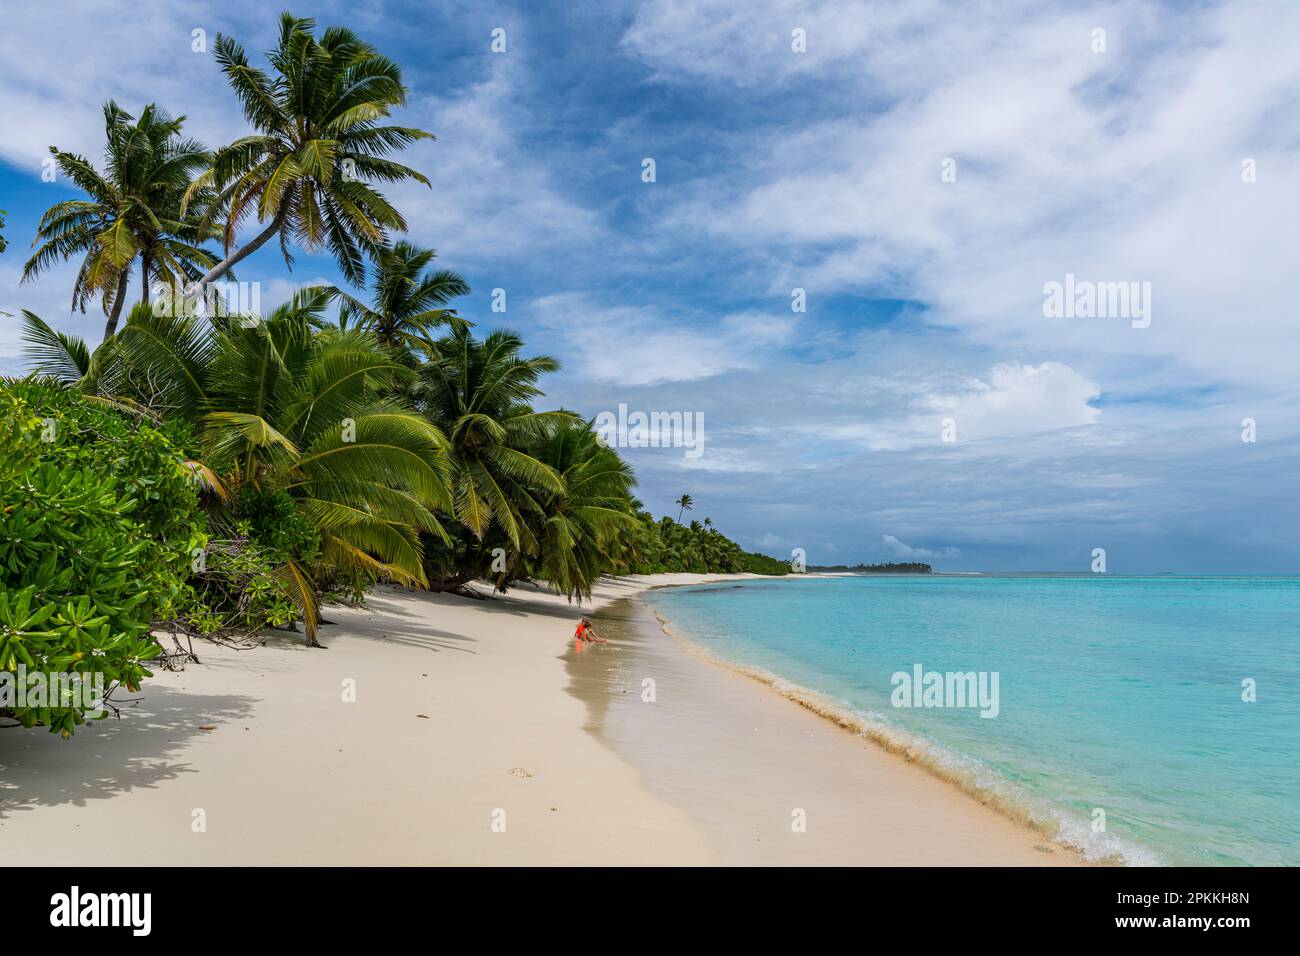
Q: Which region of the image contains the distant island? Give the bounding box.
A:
[806,562,933,573]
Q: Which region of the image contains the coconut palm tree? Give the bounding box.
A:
[324,241,469,352]
[409,327,573,587]
[522,419,640,600]
[187,14,434,294]
[23,101,219,338]
[675,493,693,522]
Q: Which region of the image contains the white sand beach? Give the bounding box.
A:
[1,574,1077,865]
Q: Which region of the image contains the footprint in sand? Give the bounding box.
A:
[508,767,533,779]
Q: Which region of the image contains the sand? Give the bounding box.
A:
[0,573,1078,865]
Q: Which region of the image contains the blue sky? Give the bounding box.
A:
[3,0,1300,572]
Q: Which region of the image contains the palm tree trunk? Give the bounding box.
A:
[103,269,131,339]
[140,253,151,305]
[189,207,288,295]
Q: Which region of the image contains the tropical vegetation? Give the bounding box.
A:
[0,380,202,736]
[1,12,785,736]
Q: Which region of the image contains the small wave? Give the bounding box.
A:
[647,606,1163,867]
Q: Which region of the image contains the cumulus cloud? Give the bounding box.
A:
[923,362,1101,442]
[807,359,1101,451]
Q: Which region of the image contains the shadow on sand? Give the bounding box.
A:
[0,686,256,822]
[1,579,646,825]
[340,577,651,653]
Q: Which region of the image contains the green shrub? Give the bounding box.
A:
[180,538,299,637]
[0,378,205,735]
[232,486,321,566]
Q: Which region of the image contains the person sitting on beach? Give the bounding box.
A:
[574,617,606,643]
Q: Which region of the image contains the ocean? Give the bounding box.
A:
[644,574,1300,866]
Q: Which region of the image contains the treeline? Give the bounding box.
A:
[806,562,933,573]
[619,517,791,576]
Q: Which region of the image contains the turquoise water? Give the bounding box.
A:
[645,575,1300,866]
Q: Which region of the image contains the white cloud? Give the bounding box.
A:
[389,54,607,266]
[923,361,1101,442]
[530,293,796,385]
[810,359,1100,451]
[623,0,1032,93]
[880,534,961,560]
[0,1,253,171]
[253,276,336,315]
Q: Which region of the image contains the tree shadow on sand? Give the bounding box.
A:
[369,576,650,625]
[0,686,255,822]
[334,578,657,657]
[338,589,481,654]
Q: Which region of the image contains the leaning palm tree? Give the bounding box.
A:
[675,493,694,522]
[23,102,219,338]
[186,14,433,294]
[410,327,572,576]
[324,241,469,352]
[31,292,454,646]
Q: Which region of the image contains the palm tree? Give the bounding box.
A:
[24,293,454,646]
[187,14,434,294]
[410,326,573,588]
[523,419,640,599]
[675,493,694,522]
[325,241,469,351]
[23,102,219,338]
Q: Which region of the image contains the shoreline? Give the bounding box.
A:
[639,593,1105,864]
[570,585,1084,865]
[2,572,1079,865]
